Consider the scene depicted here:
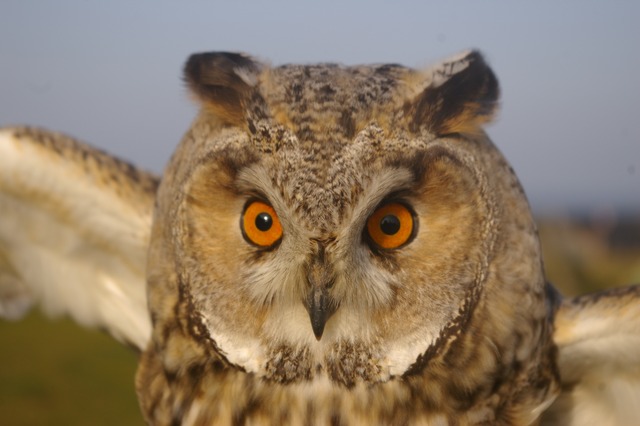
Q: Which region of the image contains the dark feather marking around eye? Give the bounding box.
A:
[385,146,467,191]
[216,147,260,178]
[199,146,261,195]
[245,239,282,259]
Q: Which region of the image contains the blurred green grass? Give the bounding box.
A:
[0,214,638,425]
[0,311,142,425]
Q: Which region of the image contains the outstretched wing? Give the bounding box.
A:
[542,285,640,426]
[0,127,159,351]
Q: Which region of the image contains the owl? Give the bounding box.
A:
[0,50,639,426]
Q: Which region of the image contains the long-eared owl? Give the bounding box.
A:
[1,50,639,425]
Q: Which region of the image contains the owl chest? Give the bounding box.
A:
[137,353,541,426]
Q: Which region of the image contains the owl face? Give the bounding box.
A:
[147,51,548,391]
[179,129,494,382]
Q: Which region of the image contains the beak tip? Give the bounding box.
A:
[305,281,337,342]
[312,324,325,341]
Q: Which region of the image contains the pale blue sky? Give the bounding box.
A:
[1,1,639,213]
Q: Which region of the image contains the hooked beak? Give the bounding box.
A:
[306,287,335,340]
[304,241,337,340]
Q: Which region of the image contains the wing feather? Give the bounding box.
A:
[0,127,158,351]
[542,285,640,425]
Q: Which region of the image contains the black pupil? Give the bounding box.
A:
[255,212,273,231]
[380,215,401,235]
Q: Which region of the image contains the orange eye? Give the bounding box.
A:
[366,203,415,249]
[241,200,283,247]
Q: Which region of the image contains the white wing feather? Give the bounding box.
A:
[0,127,158,351]
[542,285,640,425]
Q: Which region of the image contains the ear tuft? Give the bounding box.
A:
[183,52,264,125]
[409,50,499,135]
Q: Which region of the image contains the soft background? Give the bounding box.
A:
[1,1,639,425]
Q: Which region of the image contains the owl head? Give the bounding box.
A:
[145,50,554,401]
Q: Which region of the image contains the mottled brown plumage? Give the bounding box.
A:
[137,50,556,424]
[1,50,639,425]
